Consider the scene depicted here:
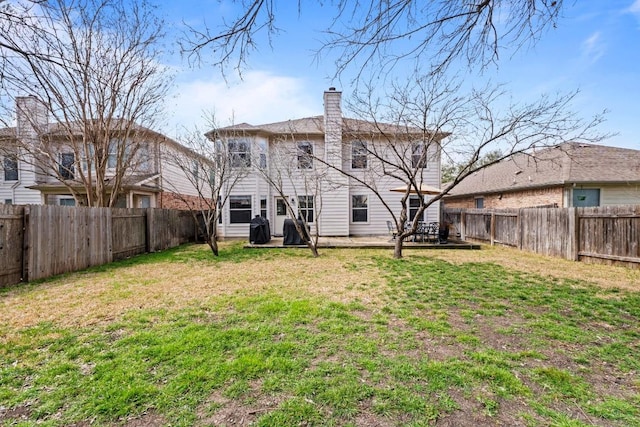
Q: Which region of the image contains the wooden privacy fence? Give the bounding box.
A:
[0,205,198,287]
[444,205,640,268]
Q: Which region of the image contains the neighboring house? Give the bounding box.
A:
[0,96,200,208]
[210,88,443,238]
[443,142,640,209]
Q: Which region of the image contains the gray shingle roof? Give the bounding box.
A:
[214,115,448,138]
[446,142,640,197]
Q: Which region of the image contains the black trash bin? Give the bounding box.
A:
[249,216,271,244]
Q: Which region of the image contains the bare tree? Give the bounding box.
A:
[163,121,251,256]
[0,0,65,80]
[312,73,606,258]
[251,131,330,257]
[0,0,171,207]
[183,0,564,77]
[442,149,503,183]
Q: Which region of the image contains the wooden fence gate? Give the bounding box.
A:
[0,205,25,287]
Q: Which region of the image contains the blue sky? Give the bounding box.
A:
[161,1,640,150]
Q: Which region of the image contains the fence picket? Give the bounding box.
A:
[445,205,640,268]
[0,205,198,287]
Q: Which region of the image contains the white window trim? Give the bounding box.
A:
[350,194,369,223]
[351,140,368,170]
[297,141,314,170]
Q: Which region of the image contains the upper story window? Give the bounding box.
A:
[137,142,152,172]
[411,142,427,169]
[3,154,18,181]
[228,139,251,168]
[351,140,368,169]
[107,139,119,169]
[192,159,199,181]
[297,141,313,169]
[59,152,75,179]
[257,140,267,169]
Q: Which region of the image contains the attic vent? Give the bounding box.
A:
[515,170,522,175]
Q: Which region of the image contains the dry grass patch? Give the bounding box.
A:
[0,243,387,331]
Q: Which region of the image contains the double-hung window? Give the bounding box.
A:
[409,196,424,221]
[351,195,368,222]
[298,195,314,222]
[107,139,119,169]
[3,155,18,181]
[411,142,427,169]
[228,139,251,168]
[297,141,313,169]
[351,140,368,169]
[59,152,75,179]
[229,195,252,223]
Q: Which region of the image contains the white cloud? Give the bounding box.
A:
[627,0,640,26]
[581,31,605,64]
[163,71,322,138]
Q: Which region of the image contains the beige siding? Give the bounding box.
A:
[0,155,42,205]
[160,144,201,197]
[601,184,640,205]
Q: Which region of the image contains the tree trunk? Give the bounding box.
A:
[208,236,219,256]
[307,241,319,257]
[393,235,404,259]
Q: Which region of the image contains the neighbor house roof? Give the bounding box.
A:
[446,142,640,198]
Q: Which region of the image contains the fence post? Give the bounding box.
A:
[571,207,580,261]
[145,208,153,253]
[22,206,30,282]
[517,208,523,250]
[490,211,495,246]
[460,211,466,241]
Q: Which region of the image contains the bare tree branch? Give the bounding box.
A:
[181,0,565,78]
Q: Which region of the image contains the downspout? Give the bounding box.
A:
[10,180,21,204]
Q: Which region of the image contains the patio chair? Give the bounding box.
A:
[386,220,397,241]
[427,222,440,242]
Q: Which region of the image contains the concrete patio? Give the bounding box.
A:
[245,236,481,250]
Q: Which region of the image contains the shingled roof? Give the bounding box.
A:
[446,142,640,197]
[212,116,448,138]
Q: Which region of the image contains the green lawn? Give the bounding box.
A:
[1,243,639,426]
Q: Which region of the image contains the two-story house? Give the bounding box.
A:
[210,88,444,238]
[0,96,201,209]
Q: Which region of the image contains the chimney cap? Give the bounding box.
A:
[328,87,336,91]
